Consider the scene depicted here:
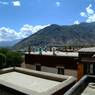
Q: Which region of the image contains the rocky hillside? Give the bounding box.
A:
[14,22,95,49]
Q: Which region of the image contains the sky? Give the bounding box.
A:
[0,0,95,41]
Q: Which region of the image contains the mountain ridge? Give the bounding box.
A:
[0,39,21,47]
[14,22,95,49]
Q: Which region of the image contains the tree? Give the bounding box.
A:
[0,48,23,68]
[0,53,6,69]
[6,51,23,67]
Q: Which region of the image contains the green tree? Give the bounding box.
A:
[6,51,23,67]
[0,48,23,68]
[0,53,6,69]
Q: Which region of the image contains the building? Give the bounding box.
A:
[25,51,78,77]
[77,47,95,80]
[0,67,76,95]
[64,75,95,95]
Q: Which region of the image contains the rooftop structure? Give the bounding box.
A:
[79,47,95,52]
[0,67,76,95]
[25,51,78,80]
[25,51,78,57]
[77,47,95,80]
[65,75,95,95]
[25,51,78,69]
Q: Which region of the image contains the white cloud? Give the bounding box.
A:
[0,1,9,5]
[0,27,19,41]
[20,24,50,38]
[80,4,95,23]
[31,24,50,34]
[56,2,61,7]
[0,24,50,41]
[74,20,79,24]
[80,12,87,17]
[19,24,33,38]
[12,1,20,6]
[86,4,94,15]
[86,14,95,23]
[0,1,21,6]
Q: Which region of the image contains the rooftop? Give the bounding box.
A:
[0,67,76,95]
[81,84,95,95]
[79,47,95,52]
[25,51,78,57]
[64,75,95,95]
[0,72,60,94]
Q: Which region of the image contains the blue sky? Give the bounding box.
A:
[0,0,95,41]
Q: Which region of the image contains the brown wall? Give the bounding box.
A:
[25,54,78,70]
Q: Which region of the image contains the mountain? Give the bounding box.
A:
[0,39,21,47]
[14,22,95,49]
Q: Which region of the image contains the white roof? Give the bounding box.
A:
[25,51,78,57]
[0,72,60,95]
[81,85,95,95]
[79,47,95,52]
[0,67,76,95]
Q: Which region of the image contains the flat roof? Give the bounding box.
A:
[64,75,95,95]
[0,72,60,94]
[0,67,76,95]
[25,51,78,57]
[81,85,95,95]
[79,47,95,52]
